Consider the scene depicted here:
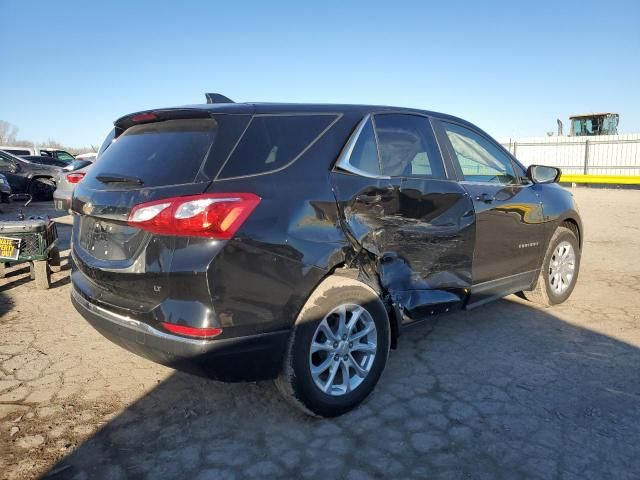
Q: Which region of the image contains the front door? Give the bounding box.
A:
[435,120,545,305]
[331,113,475,321]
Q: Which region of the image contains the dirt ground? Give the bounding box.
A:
[1,188,639,480]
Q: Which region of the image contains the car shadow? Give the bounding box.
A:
[43,297,640,479]
[0,288,14,317]
[0,253,71,292]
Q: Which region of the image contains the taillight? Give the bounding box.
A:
[131,112,158,123]
[161,322,222,339]
[66,172,85,184]
[128,193,261,239]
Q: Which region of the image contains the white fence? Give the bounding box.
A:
[499,134,640,176]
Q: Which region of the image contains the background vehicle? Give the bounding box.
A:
[53,163,90,211]
[53,138,107,211]
[70,97,582,416]
[0,174,11,202]
[569,112,619,136]
[0,150,60,200]
[554,112,620,136]
[75,152,97,163]
[0,146,76,162]
[22,155,71,168]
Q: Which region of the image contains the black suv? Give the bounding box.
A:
[71,98,582,416]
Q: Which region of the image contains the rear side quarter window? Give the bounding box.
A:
[218,114,339,179]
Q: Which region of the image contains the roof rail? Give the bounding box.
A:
[205,93,234,104]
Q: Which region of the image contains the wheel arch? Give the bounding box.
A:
[302,252,400,350]
[558,215,582,249]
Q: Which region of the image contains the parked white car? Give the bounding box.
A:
[0,146,76,163]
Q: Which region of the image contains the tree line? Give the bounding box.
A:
[0,120,97,155]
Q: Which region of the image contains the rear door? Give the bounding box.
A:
[434,119,545,305]
[330,113,475,322]
[71,113,251,311]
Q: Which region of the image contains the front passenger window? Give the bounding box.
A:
[442,122,516,184]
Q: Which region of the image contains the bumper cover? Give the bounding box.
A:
[71,287,290,381]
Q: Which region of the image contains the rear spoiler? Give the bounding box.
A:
[114,109,212,130]
[205,93,234,104]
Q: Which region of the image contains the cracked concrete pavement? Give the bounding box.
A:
[1,188,639,479]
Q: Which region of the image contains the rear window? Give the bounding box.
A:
[5,149,31,156]
[90,119,217,187]
[218,114,338,179]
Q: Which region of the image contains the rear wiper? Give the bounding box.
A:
[96,174,143,186]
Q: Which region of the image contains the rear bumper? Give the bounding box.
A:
[71,287,290,381]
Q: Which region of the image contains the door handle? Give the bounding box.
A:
[475,193,494,203]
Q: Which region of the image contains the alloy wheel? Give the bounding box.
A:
[548,240,576,295]
[309,303,377,396]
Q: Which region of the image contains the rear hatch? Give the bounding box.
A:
[71,110,251,312]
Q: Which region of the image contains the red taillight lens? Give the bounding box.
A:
[128,193,261,239]
[161,322,222,339]
[66,172,85,184]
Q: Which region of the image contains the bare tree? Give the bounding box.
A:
[0,120,19,145]
[0,120,97,154]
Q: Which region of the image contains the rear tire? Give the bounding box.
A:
[34,260,51,289]
[28,178,55,201]
[521,226,580,306]
[275,276,390,417]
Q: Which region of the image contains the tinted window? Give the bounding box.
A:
[219,114,337,179]
[348,119,381,175]
[23,156,67,167]
[90,119,217,187]
[442,122,516,184]
[5,149,31,156]
[0,152,14,168]
[56,151,76,163]
[374,114,445,178]
[97,128,116,160]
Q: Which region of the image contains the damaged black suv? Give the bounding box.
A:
[71,96,582,416]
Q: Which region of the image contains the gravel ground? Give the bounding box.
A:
[1,188,639,480]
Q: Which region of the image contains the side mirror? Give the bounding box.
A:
[527,165,561,184]
[9,162,20,173]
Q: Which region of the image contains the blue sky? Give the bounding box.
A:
[1,0,639,147]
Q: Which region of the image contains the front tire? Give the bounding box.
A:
[275,275,390,417]
[521,225,580,306]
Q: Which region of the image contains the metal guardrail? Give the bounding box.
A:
[559,174,640,185]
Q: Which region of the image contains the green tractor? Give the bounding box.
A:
[569,113,619,136]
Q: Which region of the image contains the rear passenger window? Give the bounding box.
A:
[374,114,445,178]
[218,114,338,179]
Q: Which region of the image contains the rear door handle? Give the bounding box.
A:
[475,193,494,203]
